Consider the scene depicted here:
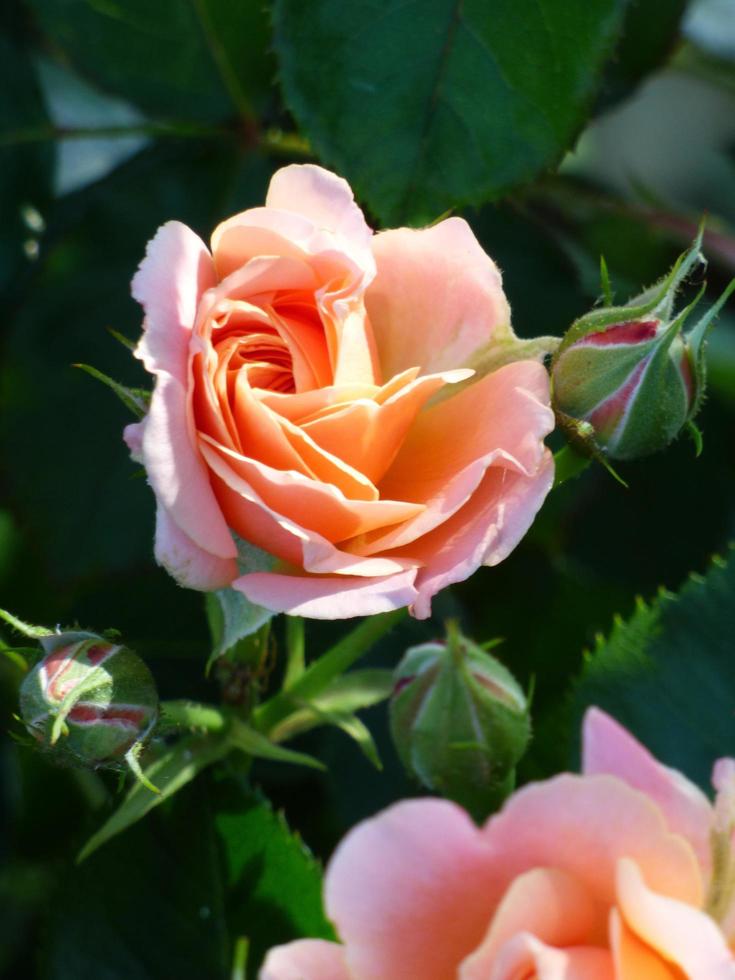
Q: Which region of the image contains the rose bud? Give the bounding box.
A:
[389,621,530,820]
[552,233,735,461]
[19,631,158,769]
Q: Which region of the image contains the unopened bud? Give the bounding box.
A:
[389,622,530,820]
[552,233,734,461]
[20,631,158,768]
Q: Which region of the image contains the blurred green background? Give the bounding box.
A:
[2,0,735,976]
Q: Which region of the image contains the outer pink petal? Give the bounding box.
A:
[366,218,511,378]
[266,164,373,259]
[488,934,615,980]
[616,858,735,976]
[582,707,713,872]
[459,868,604,978]
[259,939,350,980]
[233,568,418,619]
[132,221,215,379]
[131,221,236,560]
[140,374,235,559]
[406,450,554,619]
[123,421,143,463]
[153,504,237,591]
[481,775,704,911]
[323,798,498,980]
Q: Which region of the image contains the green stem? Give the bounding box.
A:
[0,607,52,638]
[231,937,249,980]
[260,128,312,158]
[283,617,305,690]
[159,700,228,732]
[253,609,406,735]
[0,121,231,147]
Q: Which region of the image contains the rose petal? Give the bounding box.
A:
[266,164,374,260]
[302,369,471,484]
[259,939,350,980]
[405,451,554,619]
[610,909,682,980]
[481,775,704,910]
[458,868,605,978]
[345,446,526,559]
[211,211,318,280]
[200,437,423,543]
[582,707,713,872]
[233,567,419,619]
[199,446,420,582]
[140,374,235,558]
[132,220,216,379]
[130,221,235,560]
[153,504,237,590]
[616,857,735,977]
[381,361,554,500]
[123,421,143,463]
[323,798,499,980]
[367,217,512,378]
[488,933,615,980]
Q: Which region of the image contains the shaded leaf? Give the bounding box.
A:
[215,781,335,976]
[78,734,229,861]
[207,588,272,660]
[274,0,627,223]
[597,0,689,110]
[0,19,52,296]
[28,0,274,122]
[572,545,735,789]
[228,720,326,772]
[45,777,331,980]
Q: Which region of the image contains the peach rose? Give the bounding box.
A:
[125,165,554,619]
[261,708,735,978]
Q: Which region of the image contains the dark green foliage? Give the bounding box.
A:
[27,0,274,122]
[573,546,735,789]
[0,8,52,295]
[44,777,332,979]
[274,0,627,223]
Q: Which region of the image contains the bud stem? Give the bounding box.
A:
[0,607,53,638]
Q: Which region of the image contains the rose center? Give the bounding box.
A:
[214,320,296,395]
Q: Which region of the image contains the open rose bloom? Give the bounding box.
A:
[261,709,735,978]
[125,165,554,619]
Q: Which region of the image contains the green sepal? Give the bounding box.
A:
[686,420,704,457]
[125,741,160,794]
[74,363,150,419]
[685,278,735,418]
[553,228,705,362]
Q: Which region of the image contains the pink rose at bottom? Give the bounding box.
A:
[261,709,735,979]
